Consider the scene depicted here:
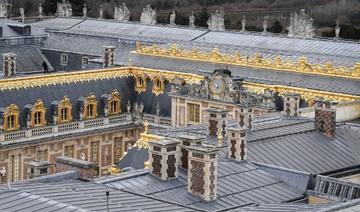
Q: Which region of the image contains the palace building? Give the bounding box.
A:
[0,3,360,210]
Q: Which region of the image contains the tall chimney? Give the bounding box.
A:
[2,53,16,77]
[187,146,219,201]
[204,108,228,137]
[237,105,253,130]
[314,99,337,140]
[284,93,300,116]
[148,138,180,181]
[227,126,247,161]
[103,46,116,68]
[178,134,204,170]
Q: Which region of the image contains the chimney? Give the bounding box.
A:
[314,99,337,140]
[237,105,253,129]
[204,108,228,137]
[103,46,116,68]
[2,53,16,77]
[55,156,99,180]
[187,146,219,201]
[283,93,300,116]
[178,134,204,170]
[148,138,181,181]
[227,126,247,161]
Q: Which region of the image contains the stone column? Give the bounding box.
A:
[187,146,219,201]
[148,138,180,181]
[283,93,301,116]
[227,127,247,161]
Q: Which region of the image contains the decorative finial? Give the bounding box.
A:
[144,120,149,134]
[217,130,223,146]
[108,164,121,175]
[144,160,151,169]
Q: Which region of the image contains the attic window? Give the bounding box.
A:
[3,104,20,132]
[108,89,121,116]
[83,93,97,119]
[31,99,47,128]
[57,96,73,124]
[60,53,68,66]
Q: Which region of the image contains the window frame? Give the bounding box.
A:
[187,103,200,124]
[60,53,68,66]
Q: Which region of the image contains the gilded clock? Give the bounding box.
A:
[210,78,225,95]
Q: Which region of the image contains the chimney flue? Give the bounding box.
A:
[178,134,204,170]
[227,126,247,161]
[205,108,228,137]
[148,138,181,181]
[314,99,337,140]
[2,53,16,77]
[103,46,116,68]
[283,93,300,116]
[237,105,253,130]
[187,146,219,201]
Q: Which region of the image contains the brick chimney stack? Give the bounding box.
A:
[227,126,247,161]
[204,108,228,137]
[284,93,301,116]
[314,99,337,140]
[2,53,16,77]
[178,134,204,170]
[187,146,219,201]
[237,105,253,129]
[148,138,181,181]
[103,46,116,68]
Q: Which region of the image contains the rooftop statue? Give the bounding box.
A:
[39,3,43,18]
[0,0,10,18]
[19,8,24,23]
[83,4,87,18]
[189,11,195,28]
[99,5,104,19]
[56,0,72,17]
[288,9,315,38]
[140,4,156,25]
[241,15,246,32]
[335,19,341,39]
[263,16,269,33]
[114,3,130,22]
[169,10,176,25]
[207,8,225,31]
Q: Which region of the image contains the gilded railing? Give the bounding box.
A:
[135,43,360,80]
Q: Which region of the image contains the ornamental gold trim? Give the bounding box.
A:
[243,82,360,103]
[135,75,147,93]
[135,42,360,80]
[108,89,121,116]
[152,77,165,96]
[3,104,20,132]
[0,67,204,91]
[83,93,98,119]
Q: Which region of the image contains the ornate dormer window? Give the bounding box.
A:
[31,100,47,128]
[3,104,20,132]
[58,96,73,123]
[84,93,97,119]
[135,75,147,93]
[152,77,165,96]
[108,89,121,116]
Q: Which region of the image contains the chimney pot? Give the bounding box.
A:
[187,146,219,201]
[148,138,181,181]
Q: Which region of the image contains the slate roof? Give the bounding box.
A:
[101,160,305,211]
[0,45,49,74]
[232,203,336,212]
[131,53,360,96]
[2,180,195,212]
[119,116,360,175]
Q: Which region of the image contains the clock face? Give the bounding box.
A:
[210,78,225,95]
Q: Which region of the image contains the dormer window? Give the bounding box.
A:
[135,75,147,93]
[83,93,97,119]
[152,77,165,96]
[31,100,47,128]
[60,53,68,66]
[82,57,89,68]
[57,96,73,124]
[3,104,20,132]
[108,89,121,116]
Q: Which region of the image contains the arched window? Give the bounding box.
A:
[108,89,121,116]
[3,104,20,132]
[83,93,97,119]
[31,99,47,128]
[57,96,73,123]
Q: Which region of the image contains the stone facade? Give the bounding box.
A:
[227,127,247,161]
[187,146,219,201]
[148,138,180,181]
[315,100,337,140]
[0,127,138,184]
[284,93,300,116]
